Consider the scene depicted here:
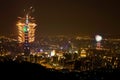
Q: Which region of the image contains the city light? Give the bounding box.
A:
[51,50,56,56]
[17,15,36,43]
[80,49,87,58]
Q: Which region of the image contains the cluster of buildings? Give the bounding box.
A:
[1,13,120,72]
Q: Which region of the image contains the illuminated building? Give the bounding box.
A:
[16,14,36,55]
[80,49,87,58]
[17,15,36,43]
[51,50,56,57]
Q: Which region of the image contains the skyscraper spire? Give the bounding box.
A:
[26,14,29,24]
[17,8,36,55]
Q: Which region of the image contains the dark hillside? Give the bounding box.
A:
[0,58,120,80]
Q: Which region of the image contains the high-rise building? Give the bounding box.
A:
[16,14,36,54]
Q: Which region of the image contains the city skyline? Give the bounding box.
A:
[0,0,120,36]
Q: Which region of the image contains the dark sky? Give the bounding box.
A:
[0,0,120,36]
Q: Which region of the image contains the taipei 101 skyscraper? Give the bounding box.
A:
[16,7,36,55]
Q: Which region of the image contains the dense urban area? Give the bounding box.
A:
[1,1,120,79]
[1,35,120,79]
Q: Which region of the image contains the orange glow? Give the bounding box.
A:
[17,15,36,43]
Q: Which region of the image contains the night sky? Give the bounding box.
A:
[0,0,120,36]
